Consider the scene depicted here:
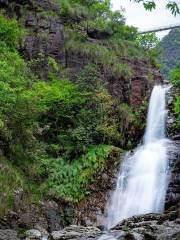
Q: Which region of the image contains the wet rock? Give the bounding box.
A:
[43,201,64,232]
[16,204,48,230]
[34,225,49,238]
[51,225,101,240]
[0,217,11,230]
[102,231,144,240]
[167,95,174,105]
[165,85,180,211]
[25,229,41,239]
[0,229,19,240]
[166,141,180,209]
[63,203,75,226]
[108,210,180,240]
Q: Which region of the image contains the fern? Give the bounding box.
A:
[41,145,118,201]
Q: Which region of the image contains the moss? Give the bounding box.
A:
[40,10,60,18]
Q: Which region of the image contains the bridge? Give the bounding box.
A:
[139,24,180,34]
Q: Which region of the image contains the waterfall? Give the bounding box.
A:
[105,85,170,230]
[144,85,166,143]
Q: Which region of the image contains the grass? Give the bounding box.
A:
[0,156,24,214]
[65,38,133,78]
[0,156,44,215]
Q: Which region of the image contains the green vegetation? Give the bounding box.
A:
[0,13,131,208]
[136,33,161,65]
[65,38,133,77]
[0,14,25,49]
[136,33,159,50]
[170,65,180,130]
[0,0,158,212]
[170,64,180,88]
[160,30,180,133]
[0,156,24,214]
[159,29,180,78]
[58,0,156,68]
[42,145,116,201]
[174,96,180,120]
[58,0,137,78]
[171,94,180,133]
[58,0,126,34]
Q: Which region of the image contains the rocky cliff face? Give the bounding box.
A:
[166,87,180,210]
[0,0,65,79]
[0,0,163,109]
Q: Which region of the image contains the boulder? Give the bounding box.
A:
[25,229,41,239]
[107,210,180,240]
[51,225,101,240]
[0,229,19,240]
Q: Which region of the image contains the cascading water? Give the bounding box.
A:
[105,85,170,230]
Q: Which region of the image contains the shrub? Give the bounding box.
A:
[0,13,24,49]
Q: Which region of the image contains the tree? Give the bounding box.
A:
[136,33,159,50]
[131,0,180,16]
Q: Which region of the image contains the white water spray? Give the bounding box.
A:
[105,85,170,230]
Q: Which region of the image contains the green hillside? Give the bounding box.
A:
[160,28,180,78]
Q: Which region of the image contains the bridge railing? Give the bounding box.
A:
[139,24,180,34]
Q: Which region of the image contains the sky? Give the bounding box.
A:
[111,0,180,39]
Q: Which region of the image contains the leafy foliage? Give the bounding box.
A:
[136,33,160,50]
[58,0,125,35]
[131,0,180,15]
[0,14,25,49]
[136,33,161,65]
[166,1,180,15]
[41,145,114,201]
